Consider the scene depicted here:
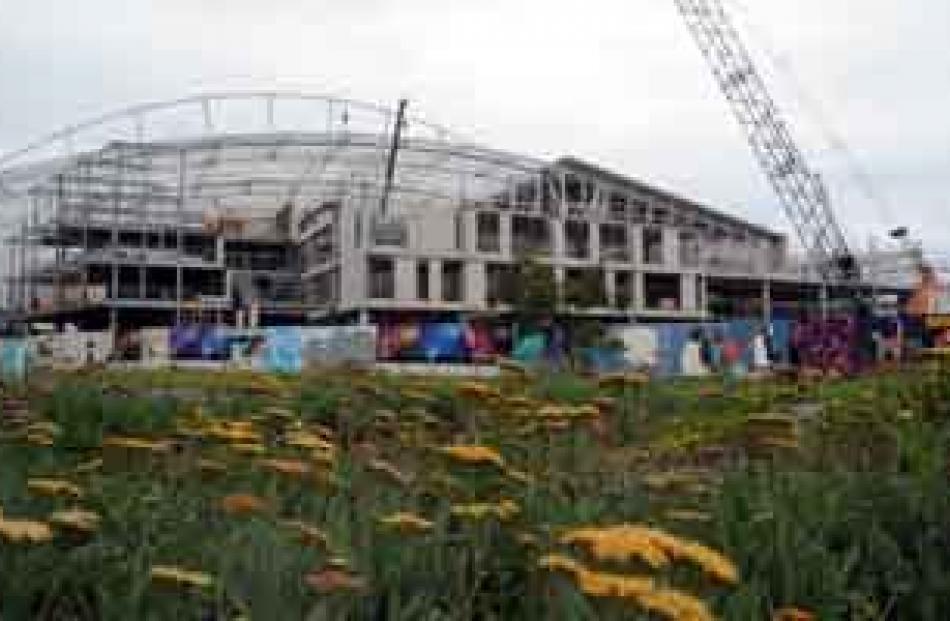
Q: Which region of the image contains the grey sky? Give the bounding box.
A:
[1,0,947,252]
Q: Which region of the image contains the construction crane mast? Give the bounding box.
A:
[673,0,859,284]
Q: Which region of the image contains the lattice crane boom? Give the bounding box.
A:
[673,0,858,283]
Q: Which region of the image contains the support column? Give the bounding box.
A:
[551,219,565,261]
[554,266,565,309]
[175,149,185,325]
[464,210,479,255]
[630,224,643,268]
[762,280,772,325]
[633,271,645,312]
[698,275,708,317]
[429,259,442,302]
[395,257,415,301]
[681,273,697,312]
[589,222,600,263]
[466,261,486,307]
[604,268,616,310]
[499,213,512,261]
[663,226,678,268]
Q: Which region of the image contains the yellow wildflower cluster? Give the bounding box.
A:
[150,565,214,589]
[26,478,84,499]
[0,516,54,543]
[450,499,520,522]
[455,380,501,401]
[220,493,269,516]
[258,458,311,480]
[23,421,60,446]
[745,414,801,452]
[285,430,335,452]
[539,554,714,621]
[560,524,738,585]
[772,608,816,621]
[377,511,434,534]
[101,436,170,453]
[205,420,262,444]
[49,508,101,534]
[438,445,505,469]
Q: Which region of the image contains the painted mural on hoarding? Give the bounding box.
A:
[261,327,303,373]
[1,339,28,381]
[169,325,230,361]
[301,326,377,366]
[378,322,510,363]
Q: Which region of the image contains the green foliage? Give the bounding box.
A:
[2,366,950,619]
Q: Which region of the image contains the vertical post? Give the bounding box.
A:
[111,149,121,307]
[176,149,185,325]
[762,279,772,326]
[379,99,408,217]
[54,174,63,313]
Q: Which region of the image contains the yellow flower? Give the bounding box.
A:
[258,458,311,479]
[25,421,61,436]
[220,493,268,516]
[505,468,535,484]
[27,478,84,499]
[455,380,500,400]
[438,445,505,469]
[451,499,520,522]
[285,431,335,452]
[49,508,100,534]
[636,588,716,621]
[24,433,54,447]
[539,554,715,621]
[75,458,103,473]
[0,518,54,543]
[150,565,214,589]
[560,524,739,585]
[773,607,816,621]
[378,511,434,535]
[312,446,337,466]
[102,436,170,453]
[207,423,262,444]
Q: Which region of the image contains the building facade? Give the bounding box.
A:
[0,93,903,331]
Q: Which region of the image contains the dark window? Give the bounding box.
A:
[565,220,590,259]
[679,231,700,267]
[476,212,500,253]
[367,256,395,299]
[615,271,634,309]
[600,223,629,262]
[441,261,464,302]
[512,216,550,256]
[417,261,429,300]
[454,213,465,251]
[643,228,663,265]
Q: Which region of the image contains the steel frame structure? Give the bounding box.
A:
[673,0,857,283]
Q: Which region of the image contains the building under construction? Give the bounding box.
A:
[0,93,918,332]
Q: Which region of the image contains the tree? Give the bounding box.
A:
[510,255,558,329]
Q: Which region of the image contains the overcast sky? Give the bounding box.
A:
[1,0,947,252]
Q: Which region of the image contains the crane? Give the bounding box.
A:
[672,0,860,285]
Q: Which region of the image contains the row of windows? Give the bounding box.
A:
[354,210,777,271]
[366,257,465,302]
[365,256,702,312]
